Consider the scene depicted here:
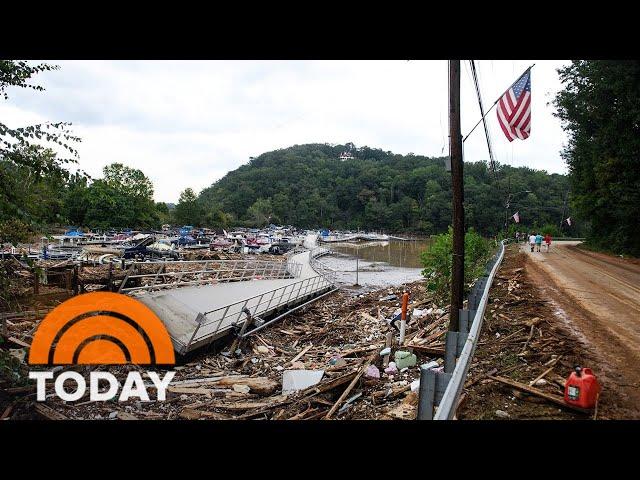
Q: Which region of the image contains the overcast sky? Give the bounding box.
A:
[0,60,570,203]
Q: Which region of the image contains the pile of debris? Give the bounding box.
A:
[1,280,456,420]
[457,248,596,420]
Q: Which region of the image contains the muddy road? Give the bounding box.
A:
[523,241,640,416]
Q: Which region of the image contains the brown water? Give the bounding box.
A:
[330,239,432,268]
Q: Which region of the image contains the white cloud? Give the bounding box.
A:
[0,60,570,202]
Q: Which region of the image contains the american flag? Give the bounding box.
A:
[497,69,531,142]
[512,211,520,223]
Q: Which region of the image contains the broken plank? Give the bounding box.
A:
[34,403,68,420]
[324,352,377,419]
[529,356,563,386]
[116,411,139,420]
[211,376,278,395]
[406,344,445,356]
[1,403,14,420]
[208,395,290,411]
[360,312,379,323]
[488,375,590,414]
[179,408,231,420]
[6,336,30,348]
[167,386,214,395]
[289,344,313,365]
[303,371,358,397]
[341,342,384,357]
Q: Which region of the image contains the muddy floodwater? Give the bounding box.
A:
[319,239,432,291]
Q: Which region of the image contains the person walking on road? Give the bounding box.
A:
[544,233,552,252]
[535,232,543,252]
[529,232,536,252]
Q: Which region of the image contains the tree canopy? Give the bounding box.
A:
[554,60,640,256]
[197,143,575,236]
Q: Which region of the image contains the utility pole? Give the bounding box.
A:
[559,190,569,232]
[503,175,511,237]
[449,60,464,332]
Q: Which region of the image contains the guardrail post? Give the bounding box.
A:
[417,367,437,420]
[417,368,454,420]
[444,331,458,373]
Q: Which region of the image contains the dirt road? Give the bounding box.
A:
[523,241,640,416]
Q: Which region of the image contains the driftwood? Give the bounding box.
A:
[168,375,278,395]
[34,403,68,420]
[179,408,231,420]
[488,375,590,414]
[324,352,377,419]
[406,344,445,356]
[529,356,563,386]
[289,344,313,365]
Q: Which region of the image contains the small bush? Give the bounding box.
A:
[420,227,492,302]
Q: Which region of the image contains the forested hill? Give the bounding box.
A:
[197,143,574,236]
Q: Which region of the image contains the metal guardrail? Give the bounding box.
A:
[181,263,336,352]
[171,247,339,353]
[119,259,301,293]
[430,240,505,420]
[309,246,338,285]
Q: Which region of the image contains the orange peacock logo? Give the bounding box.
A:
[29,292,175,366]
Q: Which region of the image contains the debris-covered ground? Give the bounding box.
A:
[458,245,624,420]
[1,277,455,420]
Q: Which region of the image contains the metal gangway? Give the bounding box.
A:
[121,245,337,354]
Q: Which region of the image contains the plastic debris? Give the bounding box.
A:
[282,370,325,394]
[380,294,398,301]
[384,361,398,375]
[365,364,381,379]
[394,350,417,369]
[233,384,251,394]
[421,361,440,370]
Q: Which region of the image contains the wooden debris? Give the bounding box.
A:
[179,408,231,420]
[488,375,590,414]
[34,404,69,420]
[382,392,418,420]
[289,344,313,365]
[529,356,562,386]
[116,411,139,420]
[324,352,376,419]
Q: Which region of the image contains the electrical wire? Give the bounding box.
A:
[469,60,497,177]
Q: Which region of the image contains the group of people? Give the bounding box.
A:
[515,231,552,252]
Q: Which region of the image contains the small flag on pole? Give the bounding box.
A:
[497,68,532,142]
[512,212,520,223]
[565,217,572,226]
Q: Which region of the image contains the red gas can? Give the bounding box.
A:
[564,366,600,409]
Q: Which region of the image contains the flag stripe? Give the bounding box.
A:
[496,70,531,142]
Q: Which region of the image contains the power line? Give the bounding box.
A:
[469,60,496,176]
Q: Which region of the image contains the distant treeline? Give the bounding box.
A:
[193,143,576,237]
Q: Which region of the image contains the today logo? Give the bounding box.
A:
[28,292,176,402]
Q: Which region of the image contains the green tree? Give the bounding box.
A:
[0,61,82,237]
[247,198,273,227]
[196,143,575,234]
[83,164,159,229]
[174,188,203,226]
[420,227,491,302]
[554,60,640,255]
